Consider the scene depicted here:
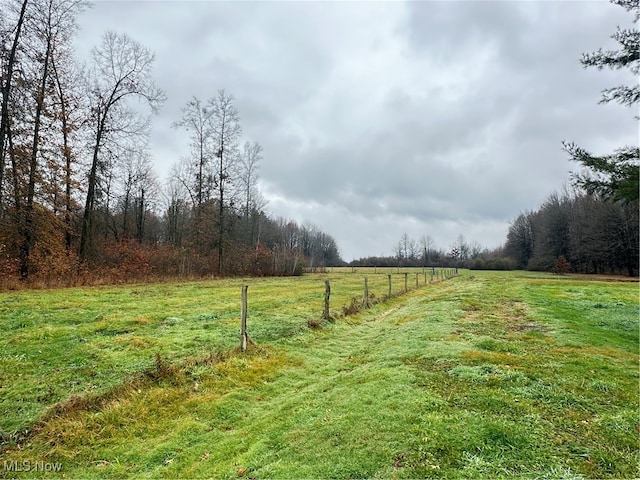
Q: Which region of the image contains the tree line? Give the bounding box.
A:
[505,190,638,276]
[0,0,342,286]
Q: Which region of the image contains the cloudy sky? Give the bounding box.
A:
[75,1,637,261]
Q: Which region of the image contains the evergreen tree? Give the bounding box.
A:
[564,0,639,203]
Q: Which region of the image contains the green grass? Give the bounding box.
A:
[0,270,638,479]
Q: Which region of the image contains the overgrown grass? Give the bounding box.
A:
[0,271,637,478]
[0,271,445,437]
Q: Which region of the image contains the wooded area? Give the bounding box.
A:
[505,191,638,276]
[0,0,342,287]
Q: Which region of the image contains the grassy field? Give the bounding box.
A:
[0,270,638,478]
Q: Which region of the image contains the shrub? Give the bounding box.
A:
[554,255,572,274]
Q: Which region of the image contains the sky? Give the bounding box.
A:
[74,0,638,261]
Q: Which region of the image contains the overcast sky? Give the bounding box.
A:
[75,0,637,261]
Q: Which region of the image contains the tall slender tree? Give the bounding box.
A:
[238,139,264,245]
[209,89,241,274]
[0,0,28,213]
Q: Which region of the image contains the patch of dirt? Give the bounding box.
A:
[512,322,550,333]
[570,274,639,283]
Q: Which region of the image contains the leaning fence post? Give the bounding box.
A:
[387,274,392,297]
[323,279,331,320]
[240,285,249,352]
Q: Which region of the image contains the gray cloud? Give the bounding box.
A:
[75,0,637,260]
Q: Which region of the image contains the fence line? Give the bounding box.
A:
[238,268,458,351]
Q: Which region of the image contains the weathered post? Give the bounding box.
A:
[387,274,392,297]
[404,273,408,292]
[415,273,419,288]
[364,277,370,307]
[240,285,248,352]
[323,279,331,320]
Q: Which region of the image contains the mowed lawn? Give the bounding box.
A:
[0,271,638,479]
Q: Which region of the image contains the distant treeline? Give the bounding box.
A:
[505,191,638,277]
[349,233,517,272]
[351,190,639,277]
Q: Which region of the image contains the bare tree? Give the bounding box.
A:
[209,89,241,274]
[407,237,418,261]
[419,234,435,265]
[0,0,28,212]
[114,148,156,241]
[48,25,85,251]
[456,234,469,262]
[238,140,262,217]
[173,97,213,211]
[79,31,165,261]
[163,172,191,247]
[238,139,264,245]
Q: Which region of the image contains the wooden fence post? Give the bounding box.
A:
[404,273,408,291]
[415,273,419,288]
[323,279,331,320]
[387,274,392,297]
[240,285,248,352]
[364,277,370,307]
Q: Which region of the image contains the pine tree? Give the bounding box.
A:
[564,0,639,203]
